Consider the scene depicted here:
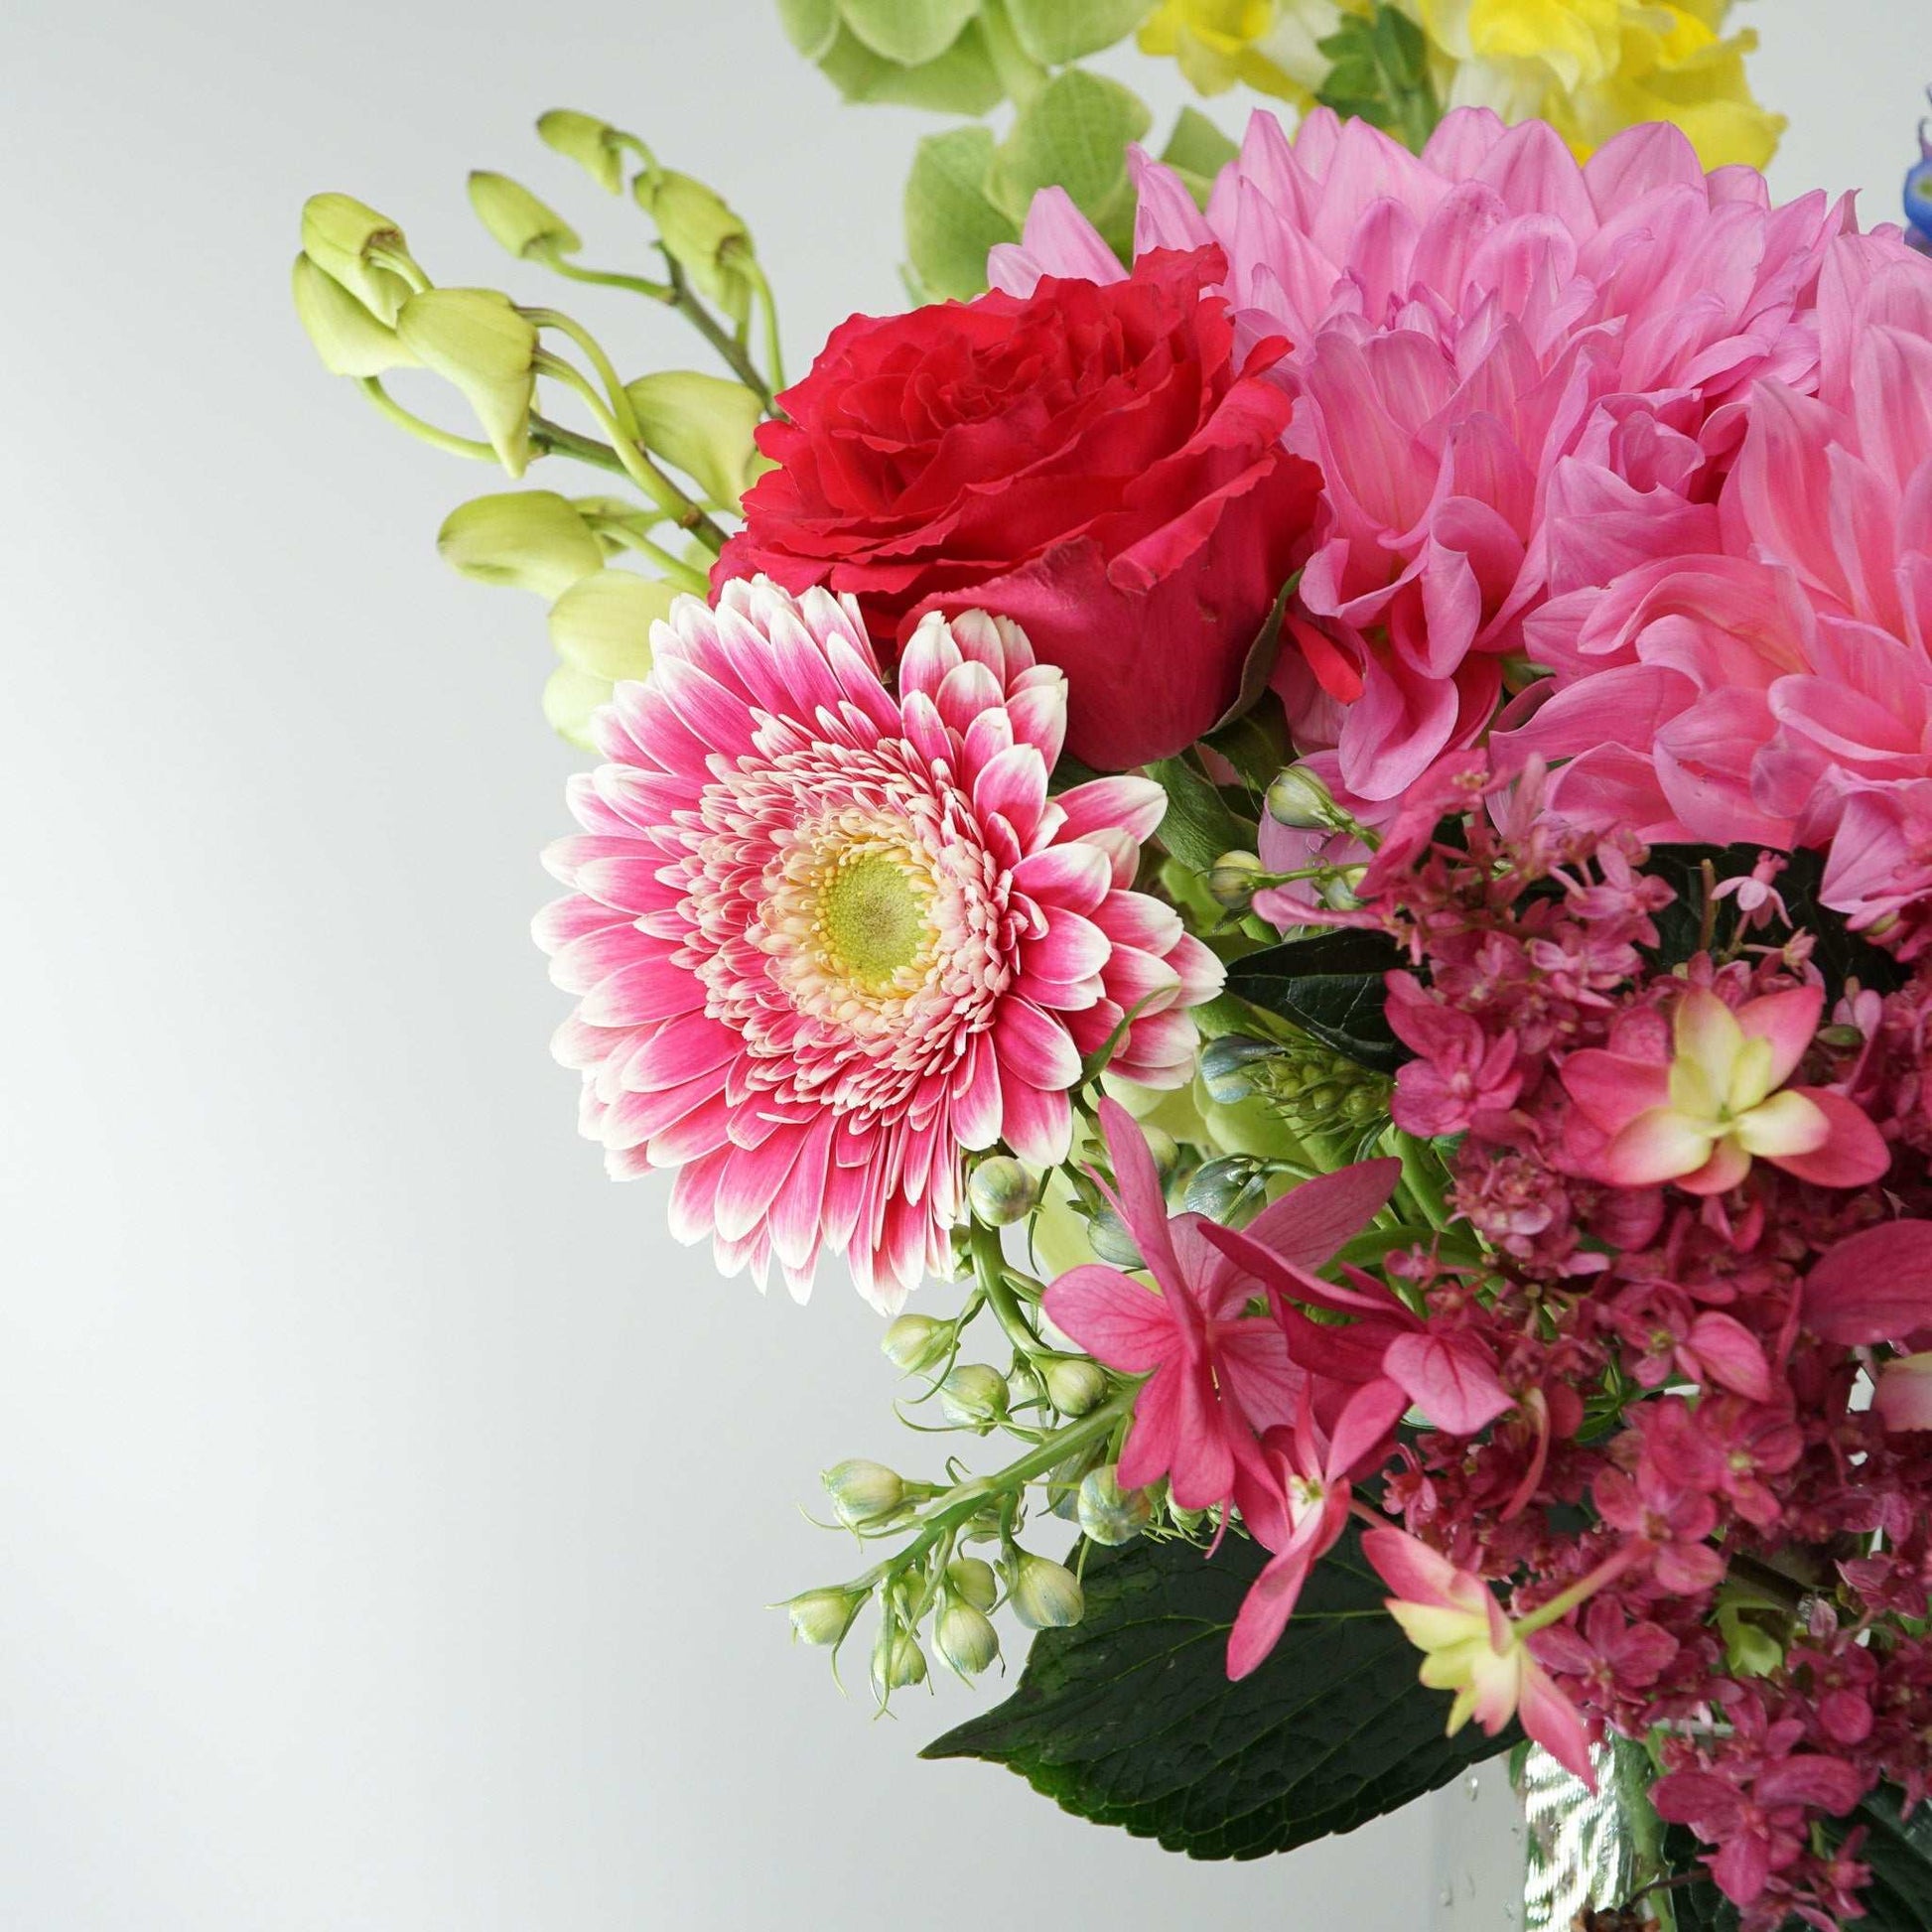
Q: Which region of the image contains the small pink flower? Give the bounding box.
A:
[536,582,1222,1308]
[1364,1527,1597,1786]
[1386,972,1522,1138]
[1561,985,1888,1194]
[1042,1100,1397,1510]
[1804,1219,1932,1345]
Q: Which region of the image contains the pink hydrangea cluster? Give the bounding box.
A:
[1053,761,1932,1929]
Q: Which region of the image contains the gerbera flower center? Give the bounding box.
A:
[818,850,930,989]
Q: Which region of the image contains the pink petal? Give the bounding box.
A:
[1041,1264,1179,1374]
[1734,985,1824,1090]
[1805,1220,1932,1343]
[1382,1331,1514,1436]
[1767,1088,1891,1187]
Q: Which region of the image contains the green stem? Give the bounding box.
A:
[529,412,627,478]
[522,307,640,442]
[969,1220,1050,1361]
[587,518,710,594]
[357,377,497,462]
[748,259,785,393]
[1390,1130,1449,1231]
[663,256,780,415]
[534,246,673,304]
[1614,1733,1678,1932]
[848,1391,1135,1594]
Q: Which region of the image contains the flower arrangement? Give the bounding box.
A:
[294,8,1932,1926]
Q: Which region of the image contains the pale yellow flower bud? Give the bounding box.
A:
[300,192,415,325]
[547,572,673,682]
[940,1363,1009,1430]
[1042,1356,1109,1418]
[394,288,539,477]
[1266,763,1337,829]
[437,490,605,599]
[945,1556,998,1612]
[784,1587,865,1647]
[1207,850,1265,910]
[881,1312,952,1375]
[536,109,627,195]
[870,1626,928,1698]
[540,665,615,752]
[1076,1465,1153,1546]
[468,171,582,261]
[935,1600,1001,1677]
[290,255,417,377]
[967,1155,1038,1227]
[623,370,764,513]
[634,169,757,323]
[1007,1551,1084,1630]
[822,1457,906,1529]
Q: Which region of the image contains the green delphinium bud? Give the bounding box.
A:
[1199,1034,1280,1107]
[822,1457,905,1528]
[1265,763,1337,830]
[934,1599,1001,1677]
[394,288,538,477]
[785,1587,865,1647]
[1207,850,1265,910]
[967,1155,1037,1228]
[1076,1465,1153,1547]
[1140,1126,1179,1179]
[1006,1551,1084,1630]
[634,169,757,323]
[1042,1355,1108,1418]
[468,170,582,261]
[940,1363,1009,1430]
[1085,1204,1142,1270]
[548,571,674,682]
[290,254,417,376]
[536,109,627,194]
[1183,1155,1268,1223]
[870,1625,928,1699]
[945,1556,997,1612]
[623,370,763,514]
[300,192,415,325]
[437,490,605,599]
[881,1312,952,1375]
[1323,871,1364,911]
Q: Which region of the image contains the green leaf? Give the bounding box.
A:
[1003,0,1154,64]
[774,0,840,60]
[923,1525,1509,1859]
[903,124,1020,302]
[987,69,1152,251]
[1148,755,1253,872]
[1314,2,1441,154]
[838,0,980,66]
[1226,931,1409,1075]
[1162,105,1238,182]
[818,21,1005,113]
[1669,1788,1932,1930]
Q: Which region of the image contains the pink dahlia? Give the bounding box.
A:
[535,579,1221,1309]
[992,107,1861,809]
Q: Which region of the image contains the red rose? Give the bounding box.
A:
[714,247,1321,769]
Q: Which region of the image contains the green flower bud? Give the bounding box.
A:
[935,1599,1001,1676]
[881,1312,952,1375]
[1042,1355,1109,1418]
[1006,1551,1084,1630]
[945,1556,998,1612]
[394,288,539,477]
[1140,1126,1179,1179]
[870,1625,928,1698]
[290,254,417,376]
[1207,850,1265,910]
[437,490,605,599]
[1265,764,1337,830]
[784,1587,865,1646]
[624,370,763,514]
[822,1457,905,1528]
[541,664,613,751]
[1199,1034,1280,1107]
[1323,872,1364,911]
[548,571,674,682]
[536,109,627,195]
[634,169,757,324]
[468,170,582,261]
[1183,1155,1267,1223]
[967,1155,1038,1228]
[300,192,415,325]
[939,1363,1009,1430]
[1076,1465,1153,1546]
[1086,1205,1142,1270]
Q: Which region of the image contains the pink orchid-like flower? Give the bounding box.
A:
[536,582,1221,1308]
[991,107,1866,807]
[1561,985,1888,1194]
[1040,1099,1398,1511]
[1363,1527,1597,1786]
[1226,1379,1408,1679]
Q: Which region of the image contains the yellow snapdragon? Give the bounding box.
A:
[1137,0,1359,109]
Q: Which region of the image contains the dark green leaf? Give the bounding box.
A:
[1226,931,1409,1075]
[1162,105,1238,182]
[902,124,1019,302]
[1149,755,1254,873]
[924,1524,1508,1859]
[1314,2,1440,153]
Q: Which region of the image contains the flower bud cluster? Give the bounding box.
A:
[1198,1029,1393,1140]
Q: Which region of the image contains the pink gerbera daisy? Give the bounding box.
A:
[535,578,1221,1308]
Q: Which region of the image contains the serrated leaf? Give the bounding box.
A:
[923,1525,1508,1859]
[1226,931,1409,1075]
[1148,755,1253,873]
[903,124,1020,302]
[838,0,980,66]
[1314,3,1441,153]
[987,68,1152,226]
[1161,104,1238,182]
[818,21,1005,113]
[1003,0,1153,64]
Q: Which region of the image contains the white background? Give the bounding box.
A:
[1,3,1917,1926]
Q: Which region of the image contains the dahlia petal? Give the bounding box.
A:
[993,999,1081,1093]
[971,744,1047,840]
[1054,775,1168,848]
[1000,1076,1073,1168]
[532,893,631,956]
[712,1126,809,1243]
[1010,842,1112,916]
[545,917,652,996]
[645,1089,735,1165]
[666,1146,732,1244]
[579,953,701,1028]
[1020,906,1111,987]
